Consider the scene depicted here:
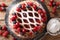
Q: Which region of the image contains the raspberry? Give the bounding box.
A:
[22,4,26,10]
[2,31,9,37]
[56,2,59,6]
[33,4,37,10]
[2,25,7,30]
[41,13,45,18]
[27,2,33,6]
[16,28,20,33]
[1,3,7,7]
[48,2,52,7]
[16,22,20,27]
[16,8,21,12]
[22,29,26,33]
[33,26,40,32]
[38,9,42,13]
[13,24,19,29]
[11,15,17,21]
[42,17,47,22]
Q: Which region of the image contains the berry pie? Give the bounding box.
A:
[6,0,49,39]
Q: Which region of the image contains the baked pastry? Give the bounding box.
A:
[5,0,50,40]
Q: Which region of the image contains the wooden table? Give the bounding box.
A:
[0,0,60,40]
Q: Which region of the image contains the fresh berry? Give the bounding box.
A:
[11,15,17,21]
[41,13,45,18]
[13,24,19,29]
[33,4,37,10]
[16,22,20,27]
[33,26,39,32]
[56,2,59,6]
[53,6,57,10]
[50,0,54,3]
[16,8,21,12]
[27,2,33,6]
[1,3,7,7]
[42,17,47,22]
[16,28,20,33]
[22,29,26,33]
[48,2,52,7]
[0,30,3,35]
[2,31,9,37]
[40,0,45,2]
[38,9,42,13]
[22,4,26,10]
[2,25,7,30]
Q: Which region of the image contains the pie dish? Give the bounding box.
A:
[5,0,50,40]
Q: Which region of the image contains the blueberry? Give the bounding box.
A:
[13,21,16,24]
[26,5,30,8]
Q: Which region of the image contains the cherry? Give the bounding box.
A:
[22,3,26,10]
[1,3,7,7]
[0,30,3,35]
[41,13,45,18]
[48,2,52,7]
[33,26,39,32]
[40,0,45,2]
[16,28,20,33]
[22,29,26,33]
[33,4,37,10]
[27,2,33,6]
[56,2,59,6]
[2,25,7,30]
[11,15,17,21]
[38,9,42,13]
[2,31,9,37]
[42,17,47,22]
[13,24,19,29]
[16,8,21,12]
[16,22,20,27]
